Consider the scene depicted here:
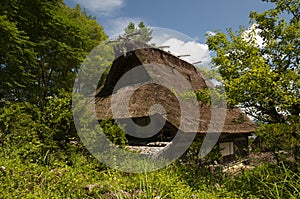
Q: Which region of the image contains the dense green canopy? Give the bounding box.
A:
[207,0,299,124]
[207,0,299,161]
[0,0,107,106]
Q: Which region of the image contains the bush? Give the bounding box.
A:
[41,90,78,147]
[255,117,300,163]
[0,90,82,165]
[100,119,128,147]
[0,102,45,162]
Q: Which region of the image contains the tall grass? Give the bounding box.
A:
[1,147,299,198]
[225,162,300,198]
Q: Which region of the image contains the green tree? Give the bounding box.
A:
[0,12,36,101]
[207,0,299,123]
[109,22,153,61]
[124,22,153,43]
[0,1,107,106]
[206,0,299,161]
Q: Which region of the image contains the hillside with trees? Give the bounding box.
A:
[0,0,299,198]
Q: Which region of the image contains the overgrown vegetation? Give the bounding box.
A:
[206,0,299,164]
[0,0,299,198]
[0,86,298,199]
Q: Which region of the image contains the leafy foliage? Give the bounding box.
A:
[0,0,107,105]
[256,117,300,162]
[207,0,299,163]
[0,14,36,101]
[1,0,300,198]
[206,0,299,123]
[0,102,44,162]
[124,22,153,43]
[0,90,78,163]
[100,119,128,147]
[40,90,77,146]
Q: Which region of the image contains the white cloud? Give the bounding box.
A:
[158,38,211,65]
[150,28,211,65]
[105,17,143,37]
[74,0,125,15]
[243,24,264,48]
[104,25,211,64]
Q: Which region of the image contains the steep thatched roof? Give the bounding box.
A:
[95,47,255,134]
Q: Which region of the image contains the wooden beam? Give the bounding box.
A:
[177,55,191,58]
[158,46,170,49]
[125,32,142,38]
[192,61,202,65]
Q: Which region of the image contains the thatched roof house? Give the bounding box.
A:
[95,47,255,162]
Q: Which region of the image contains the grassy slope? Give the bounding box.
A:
[1,149,299,198]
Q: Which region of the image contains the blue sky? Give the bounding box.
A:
[64,0,274,64]
[65,0,274,39]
